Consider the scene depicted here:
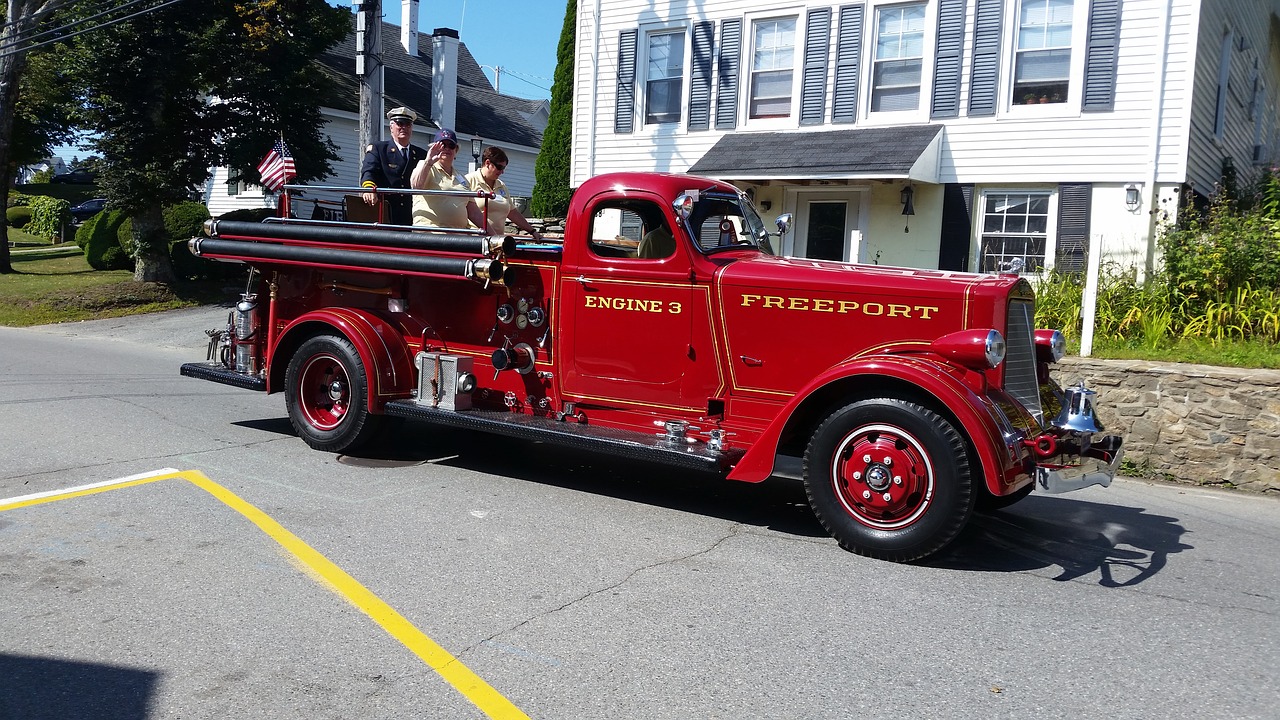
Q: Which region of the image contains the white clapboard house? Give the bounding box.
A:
[572,0,1280,274]
[205,2,547,219]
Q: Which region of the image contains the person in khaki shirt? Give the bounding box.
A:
[464,146,542,239]
[409,128,484,229]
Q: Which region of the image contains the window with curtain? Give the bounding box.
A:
[749,17,796,119]
[1013,0,1073,105]
[646,31,686,124]
[871,3,925,112]
[979,192,1051,273]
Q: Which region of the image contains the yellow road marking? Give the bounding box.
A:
[0,469,531,720]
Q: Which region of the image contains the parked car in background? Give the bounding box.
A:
[51,168,96,184]
[69,198,107,223]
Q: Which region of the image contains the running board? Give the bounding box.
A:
[180,362,267,391]
[384,400,740,473]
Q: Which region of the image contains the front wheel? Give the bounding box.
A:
[803,398,973,562]
[284,334,384,454]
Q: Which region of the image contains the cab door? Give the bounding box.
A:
[560,195,718,413]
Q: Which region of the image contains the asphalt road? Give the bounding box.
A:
[1,308,1278,719]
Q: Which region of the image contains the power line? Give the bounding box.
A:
[0,0,188,59]
[0,0,153,51]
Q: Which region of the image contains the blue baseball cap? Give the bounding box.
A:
[433,128,458,144]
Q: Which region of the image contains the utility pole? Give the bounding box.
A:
[355,0,384,151]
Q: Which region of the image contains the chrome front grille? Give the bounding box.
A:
[1004,299,1042,424]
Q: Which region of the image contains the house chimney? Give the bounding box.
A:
[401,0,419,55]
[431,27,459,130]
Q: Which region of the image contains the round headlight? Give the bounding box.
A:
[1035,329,1067,363]
[984,330,1006,369]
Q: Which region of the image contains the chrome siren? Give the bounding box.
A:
[1055,382,1103,434]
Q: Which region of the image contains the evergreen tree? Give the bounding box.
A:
[65,0,347,282]
[530,0,575,218]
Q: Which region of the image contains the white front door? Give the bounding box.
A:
[792,191,862,262]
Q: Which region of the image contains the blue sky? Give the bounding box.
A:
[52,0,569,161]
[332,0,568,100]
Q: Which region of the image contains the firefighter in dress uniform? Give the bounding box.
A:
[360,106,427,225]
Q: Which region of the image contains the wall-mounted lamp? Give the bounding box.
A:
[1125,184,1141,211]
[900,185,915,216]
[471,136,484,166]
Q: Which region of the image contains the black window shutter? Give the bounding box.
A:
[1056,183,1092,273]
[831,4,864,124]
[715,19,742,130]
[801,8,832,125]
[937,183,974,271]
[615,30,637,134]
[932,0,966,118]
[689,22,714,131]
[968,0,1002,116]
[1083,0,1121,112]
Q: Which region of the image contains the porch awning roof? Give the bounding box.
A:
[687,124,944,183]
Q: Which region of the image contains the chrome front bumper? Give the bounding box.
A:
[1035,434,1125,494]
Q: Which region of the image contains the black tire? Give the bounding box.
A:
[284,334,384,454]
[803,398,974,562]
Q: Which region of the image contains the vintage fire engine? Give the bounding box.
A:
[180,172,1123,562]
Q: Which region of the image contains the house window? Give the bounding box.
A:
[646,31,685,125]
[871,3,925,112]
[749,17,796,119]
[227,167,242,196]
[979,192,1050,273]
[1013,0,1072,105]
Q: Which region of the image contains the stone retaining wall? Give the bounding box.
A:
[1057,357,1280,493]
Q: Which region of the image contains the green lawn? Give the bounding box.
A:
[1,251,230,327]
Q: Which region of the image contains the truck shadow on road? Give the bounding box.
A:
[247,418,1193,582]
[0,653,156,720]
[933,496,1193,586]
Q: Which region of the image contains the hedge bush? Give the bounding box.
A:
[26,196,70,241]
[79,209,131,270]
[217,207,275,223]
[6,206,32,229]
[165,201,211,240]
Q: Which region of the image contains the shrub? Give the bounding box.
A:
[8,192,31,207]
[117,216,137,257]
[217,207,275,223]
[80,209,129,270]
[6,206,33,229]
[165,201,211,241]
[100,245,132,271]
[26,195,71,241]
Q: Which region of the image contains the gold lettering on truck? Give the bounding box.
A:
[583,295,682,314]
[739,293,939,320]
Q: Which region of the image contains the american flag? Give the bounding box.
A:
[257,139,296,191]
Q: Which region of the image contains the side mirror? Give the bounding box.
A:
[672,191,698,223]
[774,213,793,235]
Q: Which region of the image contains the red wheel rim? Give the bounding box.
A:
[829,423,934,530]
[296,352,350,431]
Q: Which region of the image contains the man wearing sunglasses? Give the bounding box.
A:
[360,107,428,225]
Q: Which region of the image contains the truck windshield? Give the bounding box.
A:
[685,192,776,256]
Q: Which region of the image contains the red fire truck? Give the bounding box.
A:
[180,172,1123,562]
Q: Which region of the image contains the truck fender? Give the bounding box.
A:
[268,307,416,411]
[727,355,1016,496]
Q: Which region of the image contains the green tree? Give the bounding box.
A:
[65,0,347,282]
[530,0,575,218]
[0,0,75,274]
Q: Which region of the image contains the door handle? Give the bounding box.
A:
[739,355,764,367]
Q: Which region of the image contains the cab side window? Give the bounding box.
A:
[588,201,674,260]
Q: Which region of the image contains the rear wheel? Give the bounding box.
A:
[803,398,973,562]
[285,334,383,453]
